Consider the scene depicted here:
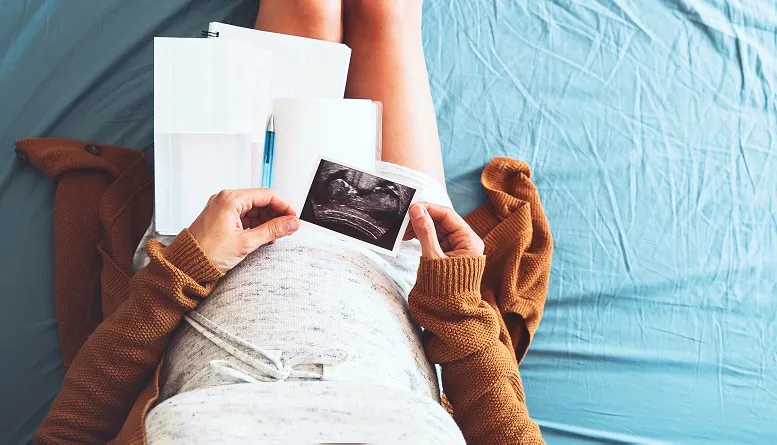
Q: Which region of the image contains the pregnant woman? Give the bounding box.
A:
[35,1,545,444]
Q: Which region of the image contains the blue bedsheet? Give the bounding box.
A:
[2,1,775,443]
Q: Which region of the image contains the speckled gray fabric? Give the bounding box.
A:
[145,382,465,444]
[136,163,465,443]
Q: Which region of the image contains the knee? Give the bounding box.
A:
[295,0,342,26]
[256,0,343,42]
[344,0,423,30]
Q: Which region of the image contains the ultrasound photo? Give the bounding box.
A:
[300,159,417,252]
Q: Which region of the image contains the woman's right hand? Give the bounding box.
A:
[189,189,300,273]
[404,202,485,259]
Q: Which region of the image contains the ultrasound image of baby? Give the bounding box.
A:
[300,159,417,252]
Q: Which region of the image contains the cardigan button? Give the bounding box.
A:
[14,148,27,162]
[85,144,102,155]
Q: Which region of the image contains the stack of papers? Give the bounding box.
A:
[154,23,353,235]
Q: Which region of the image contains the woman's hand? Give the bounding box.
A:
[189,189,300,273]
[404,202,484,259]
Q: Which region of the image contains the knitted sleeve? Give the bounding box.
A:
[35,230,223,444]
[409,256,545,445]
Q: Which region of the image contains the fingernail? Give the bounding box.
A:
[410,204,424,219]
[286,218,300,233]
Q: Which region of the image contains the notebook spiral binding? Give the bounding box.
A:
[201,30,219,38]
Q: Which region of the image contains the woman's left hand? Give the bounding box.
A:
[404,202,484,259]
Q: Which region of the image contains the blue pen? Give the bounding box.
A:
[262,115,275,188]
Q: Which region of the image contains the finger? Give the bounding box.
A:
[404,206,455,242]
[240,216,261,229]
[405,224,448,245]
[421,202,469,234]
[404,203,459,242]
[229,189,296,217]
[403,224,416,241]
[409,203,445,259]
[242,215,300,251]
[244,208,260,219]
[258,207,278,224]
[438,235,453,252]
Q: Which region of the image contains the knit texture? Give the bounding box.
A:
[14,138,154,368]
[36,231,222,444]
[16,139,552,445]
[464,157,554,363]
[410,256,544,444]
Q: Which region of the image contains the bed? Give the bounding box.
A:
[2,0,775,443]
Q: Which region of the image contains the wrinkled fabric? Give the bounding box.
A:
[1,0,776,444]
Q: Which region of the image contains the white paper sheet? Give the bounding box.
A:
[153,37,264,135]
[153,38,261,234]
[271,98,378,211]
[209,22,351,100]
[208,22,352,174]
[155,133,252,235]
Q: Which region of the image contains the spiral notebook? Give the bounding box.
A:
[154,30,378,236]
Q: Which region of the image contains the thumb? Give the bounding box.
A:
[243,215,300,250]
[409,204,445,259]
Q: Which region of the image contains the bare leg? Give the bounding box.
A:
[343,1,445,186]
[254,0,343,43]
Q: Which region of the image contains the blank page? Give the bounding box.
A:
[209,23,351,100]
[153,37,262,135]
[155,133,252,235]
[271,98,378,210]
[208,22,352,168]
[153,37,261,234]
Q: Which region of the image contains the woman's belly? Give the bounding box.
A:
[147,382,465,444]
[158,232,440,403]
